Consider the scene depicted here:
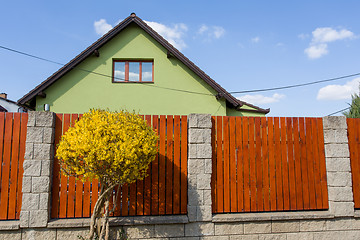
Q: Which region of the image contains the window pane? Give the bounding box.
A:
[129,62,140,81]
[114,62,125,81]
[142,62,153,81]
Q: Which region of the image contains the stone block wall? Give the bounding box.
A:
[1,113,360,240]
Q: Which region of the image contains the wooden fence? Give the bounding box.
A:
[211,116,329,213]
[0,112,28,220]
[51,114,188,219]
[347,118,360,209]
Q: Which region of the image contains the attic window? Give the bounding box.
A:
[113,60,153,82]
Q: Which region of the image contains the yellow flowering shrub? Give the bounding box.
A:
[56,109,158,185]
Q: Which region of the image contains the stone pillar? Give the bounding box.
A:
[20,112,55,228]
[323,116,354,217]
[187,114,212,222]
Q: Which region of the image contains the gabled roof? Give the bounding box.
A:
[18,13,269,114]
[0,105,7,112]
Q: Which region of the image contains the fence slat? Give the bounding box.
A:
[216,116,224,213]
[261,117,270,211]
[249,117,257,212]
[180,115,187,214]
[8,113,21,219]
[305,118,316,209]
[16,113,28,219]
[144,115,152,216]
[173,115,181,214]
[292,118,303,210]
[151,115,159,215]
[235,117,243,212]
[311,118,323,209]
[211,117,217,213]
[223,117,230,212]
[317,118,328,209]
[159,115,166,215]
[255,117,263,211]
[348,119,360,208]
[299,118,310,210]
[242,117,251,212]
[280,117,290,211]
[268,118,277,211]
[229,117,237,212]
[286,117,297,210]
[0,113,13,220]
[274,117,283,211]
[166,116,173,214]
[121,184,128,216]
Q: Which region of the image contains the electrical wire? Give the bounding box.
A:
[230,73,360,94]
[1,44,360,96]
[327,107,350,116]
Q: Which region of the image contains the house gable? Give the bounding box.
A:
[19,13,269,116]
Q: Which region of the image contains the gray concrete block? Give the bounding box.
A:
[271,221,299,233]
[215,222,244,235]
[286,232,314,240]
[22,229,56,239]
[41,160,51,176]
[188,174,197,191]
[35,112,55,127]
[299,220,326,232]
[23,160,41,177]
[32,176,50,193]
[27,112,35,127]
[188,114,212,129]
[26,127,43,143]
[329,201,354,217]
[29,210,48,228]
[185,222,214,236]
[205,159,212,174]
[19,211,30,228]
[203,190,212,206]
[327,172,352,187]
[21,193,40,210]
[323,129,348,143]
[188,159,205,174]
[328,187,353,202]
[197,206,212,222]
[0,231,21,240]
[33,143,53,160]
[188,190,204,206]
[24,143,34,160]
[154,224,185,237]
[323,116,347,130]
[244,222,271,234]
[326,218,360,230]
[258,234,286,240]
[197,174,211,190]
[325,144,350,158]
[125,225,155,239]
[56,228,89,240]
[326,158,351,172]
[188,206,197,222]
[43,127,55,144]
[197,144,212,159]
[189,129,212,144]
[39,193,49,210]
[229,235,259,240]
[22,176,32,193]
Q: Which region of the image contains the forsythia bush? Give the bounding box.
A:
[56,109,158,184]
[55,109,158,240]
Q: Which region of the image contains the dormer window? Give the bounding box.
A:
[113,60,154,82]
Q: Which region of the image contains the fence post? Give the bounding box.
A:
[187,114,212,222]
[323,116,354,217]
[20,112,55,228]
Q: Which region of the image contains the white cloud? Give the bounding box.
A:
[312,27,354,43]
[145,20,188,50]
[197,25,225,40]
[317,78,360,100]
[251,37,260,43]
[304,27,355,59]
[94,19,113,35]
[238,93,285,104]
[305,44,328,59]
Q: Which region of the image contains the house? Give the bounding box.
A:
[18,13,269,116]
[0,93,27,112]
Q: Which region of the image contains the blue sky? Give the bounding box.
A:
[1,1,360,116]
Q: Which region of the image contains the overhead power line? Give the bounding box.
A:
[327,107,350,116]
[230,73,360,94]
[1,44,360,96]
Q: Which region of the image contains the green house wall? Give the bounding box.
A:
[35,23,263,116]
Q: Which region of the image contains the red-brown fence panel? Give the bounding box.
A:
[51,114,187,219]
[347,118,360,209]
[0,112,28,220]
[212,116,328,213]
